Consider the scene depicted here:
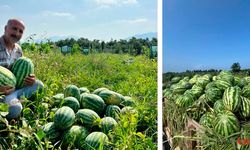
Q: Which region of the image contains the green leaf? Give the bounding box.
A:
[36,129,46,140]
[0,103,8,112]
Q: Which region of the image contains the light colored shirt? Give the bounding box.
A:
[0,36,23,69]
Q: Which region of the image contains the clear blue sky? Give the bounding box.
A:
[163,0,250,72]
[0,0,156,42]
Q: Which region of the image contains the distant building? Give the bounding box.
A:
[82,48,89,55]
[61,46,71,54]
[150,45,157,59]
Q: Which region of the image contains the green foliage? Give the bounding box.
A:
[0,48,157,149]
[231,62,241,73]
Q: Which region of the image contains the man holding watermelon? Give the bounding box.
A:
[0,19,44,119]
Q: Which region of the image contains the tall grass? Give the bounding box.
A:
[0,50,157,149]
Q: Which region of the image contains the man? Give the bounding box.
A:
[0,19,44,119]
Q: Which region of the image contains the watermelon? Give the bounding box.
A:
[196,75,210,88]
[0,66,16,89]
[215,80,232,91]
[54,106,75,130]
[240,96,250,119]
[80,93,106,115]
[11,57,34,88]
[199,112,215,128]
[121,106,138,115]
[62,125,89,148]
[79,87,90,94]
[205,87,222,104]
[242,84,250,98]
[100,117,118,134]
[85,132,109,150]
[52,93,64,106]
[171,76,181,84]
[170,84,187,95]
[92,87,109,95]
[213,100,225,112]
[64,85,80,101]
[237,130,250,150]
[214,111,240,137]
[120,96,136,107]
[98,90,125,105]
[190,84,204,98]
[62,97,80,112]
[105,105,121,120]
[175,92,196,108]
[222,86,241,112]
[42,122,61,142]
[76,109,100,127]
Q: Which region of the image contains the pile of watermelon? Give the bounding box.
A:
[163,71,250,148]
[43,84,136,149]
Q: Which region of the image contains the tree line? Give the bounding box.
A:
[163,62,250,83]
[21,36,157,57]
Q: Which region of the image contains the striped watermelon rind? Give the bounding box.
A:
[64,85,80,101]
[100,117,118,134]
[54,106,75,130]
[76,109,101,127]
[62,96,80,113]
[98,90,125,105]
[11,57,34,88]
[0,66,16,88]
[105,105,121,121]
[214,111,240,137]
[62,125,89,147]
[222,86,241,112]
[240,96,250,119]
[42,122,61,141]
[85,132,109,150]
[80,93,106,115]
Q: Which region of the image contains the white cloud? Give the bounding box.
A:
[94,0,137,6]
[116,18,148,24]
[41,11,75,20]
[0,5,11,10]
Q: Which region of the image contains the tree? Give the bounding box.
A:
[231,62,241,73]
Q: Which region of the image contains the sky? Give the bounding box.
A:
[163,0,250,72]
[0,0,157,42]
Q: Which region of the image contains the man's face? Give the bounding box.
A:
[4,20,25,43]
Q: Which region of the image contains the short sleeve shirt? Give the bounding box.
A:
[0,36,23,69]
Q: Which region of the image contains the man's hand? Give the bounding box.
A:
[0,86,15,95]
[24,74,36,86]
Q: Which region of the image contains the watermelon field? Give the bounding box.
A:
[0,45,157,149]
[163,71,250,150]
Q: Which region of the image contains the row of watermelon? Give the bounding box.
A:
[163,71,250,143]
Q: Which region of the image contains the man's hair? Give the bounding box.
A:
[6,19,25,29]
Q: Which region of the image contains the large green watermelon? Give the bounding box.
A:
[76,109,100,127]
[100,117,118,134]
[105,105,121,121]
[80,93,106,115]
[62,96,80,113]
[85,132,109,150]
[0,66,16,89]
[54,106,75,130]
[42,122,61,142]
[222,86,241,112]
[62,125,89,148]
[98,90,125,105]
[214,111,240,137]
[64,85,80,101]
[11,57,34,88]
